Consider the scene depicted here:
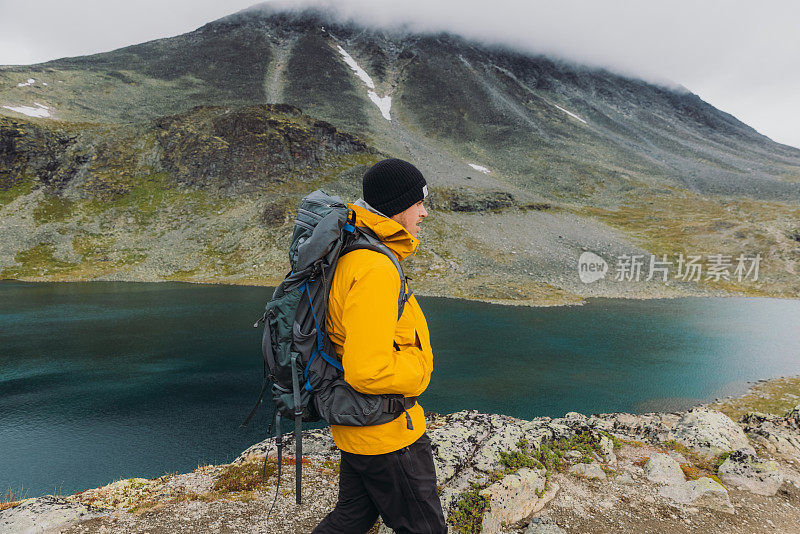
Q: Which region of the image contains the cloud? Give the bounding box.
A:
[248,0,800,147]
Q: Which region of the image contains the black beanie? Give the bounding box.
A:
[362,158,428,217]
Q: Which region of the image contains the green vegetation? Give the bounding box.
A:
[33,195,74,224]
[0,178,36,206]
[84,172,223,223]
[582,193,800,297]
[72,233,113,259]
[1,244,76,279]
[498,439,544,471]
[448,483,491,534]
[600,431,624,450]
[708,376,800,420]
[509,432,608,473]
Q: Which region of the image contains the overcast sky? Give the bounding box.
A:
[1,0,798,148]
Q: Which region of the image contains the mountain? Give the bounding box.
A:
[1,5,799,303]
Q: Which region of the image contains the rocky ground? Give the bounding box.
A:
[3,379,800,534]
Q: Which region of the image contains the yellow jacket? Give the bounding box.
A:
[326,203,433,455]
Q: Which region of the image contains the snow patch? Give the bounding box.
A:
[468,163,490,174]
[337,45,375,89]
[17,78,35,87]
[337,45,391,121]
[553,104,587,124]
[368,92,392,121]
[3,102,52,118]
[42,82,48,86]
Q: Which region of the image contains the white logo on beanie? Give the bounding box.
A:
[422,185,428,198]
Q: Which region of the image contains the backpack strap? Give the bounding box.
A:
[342,223,410,321]
[382,396,418,430]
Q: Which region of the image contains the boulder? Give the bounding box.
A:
[599,435,616,464]
[741,411,800,459]
[568,462,606,480]
[589,412,678,444]
[659,477,734,514]
[428,411,497,482]
[643,453,685,485]
[479,467,552,534]
[718,448,784,496]
[673,409,750,455]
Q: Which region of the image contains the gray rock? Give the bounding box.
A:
[673,409,750,455]
[472,414,527,473]
[644,453,685,485]
[479,468,550,534]
[427,411,497,482]
[599,435,616,463]
[236,427,336,462]
[569,462,607,480]
[589,412,679,444]
[659,477,735,514]
[0,495,108,533]
[718,448,784,496]
[741,411,800,459]
[616,473,636,485]
[563,450,583,462]
[525,516,567,534]
[520,418,554,449]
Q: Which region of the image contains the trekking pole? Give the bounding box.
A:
[265,412,282,522]
[290,353,303,504]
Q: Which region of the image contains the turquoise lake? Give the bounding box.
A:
[1,281,799,498]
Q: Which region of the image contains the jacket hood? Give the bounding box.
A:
[348,202,418,261]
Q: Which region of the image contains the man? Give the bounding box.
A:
[313,159,446,534]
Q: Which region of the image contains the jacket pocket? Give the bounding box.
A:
[393,310,419,349]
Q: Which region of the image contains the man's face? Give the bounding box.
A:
[390,200,428,237]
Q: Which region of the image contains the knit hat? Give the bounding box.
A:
[362,158,428,217]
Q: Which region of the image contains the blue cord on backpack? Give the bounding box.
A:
[303,281,343,392]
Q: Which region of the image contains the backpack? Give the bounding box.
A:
[243,190,417,505]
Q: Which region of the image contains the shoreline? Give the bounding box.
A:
[2,276,797,309]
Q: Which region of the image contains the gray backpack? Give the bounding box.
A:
[244,190,417,505]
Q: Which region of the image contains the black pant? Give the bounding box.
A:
[312,433,447,534]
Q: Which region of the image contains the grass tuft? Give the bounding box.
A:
[448,483,491,534]
[212,459,277,493]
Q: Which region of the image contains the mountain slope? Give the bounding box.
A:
[1,6,799,303]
